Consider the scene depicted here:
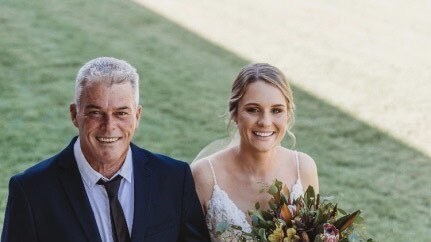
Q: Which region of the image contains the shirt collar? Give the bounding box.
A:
[74,137,133,187]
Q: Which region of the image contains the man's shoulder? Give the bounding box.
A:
[10,154,59,189]
[11,138,75,184]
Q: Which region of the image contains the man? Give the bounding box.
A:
[1,57,210,242]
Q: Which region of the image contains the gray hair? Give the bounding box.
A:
[74,57,139,105]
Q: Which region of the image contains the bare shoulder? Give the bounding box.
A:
[191,148,234,187]
[191,148,230,182]
[190,157,214,191]
[191,157,210,177]
[191,148,236,213]
[296,151,317,170]
[296,151,320,193]
[190,157,214,213]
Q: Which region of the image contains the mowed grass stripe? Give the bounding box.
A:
[0,0,430,241]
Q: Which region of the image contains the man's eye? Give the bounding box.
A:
[116,112,128,116]
[88,111,101,116]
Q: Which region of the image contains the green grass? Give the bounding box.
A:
[1,0,430,241]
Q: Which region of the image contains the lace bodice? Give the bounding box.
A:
[205,151,304,242]
[206,185,252,242]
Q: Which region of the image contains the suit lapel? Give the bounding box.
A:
[131,144,153,241]
[57,138,102,242]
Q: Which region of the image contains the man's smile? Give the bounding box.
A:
[96,137,121,143]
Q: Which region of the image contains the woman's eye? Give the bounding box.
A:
[246,108,259,113]
[272,109,283,114]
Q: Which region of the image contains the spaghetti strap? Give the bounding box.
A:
[295,151,301,182]
[207,159,218,186]
[290,151,304,201]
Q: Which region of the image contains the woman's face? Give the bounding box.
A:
[234,81,288,153]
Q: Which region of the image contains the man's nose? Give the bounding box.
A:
[102,114,116,130]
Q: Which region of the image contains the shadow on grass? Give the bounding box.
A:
[292,87,431,239]
[0,0,430,240]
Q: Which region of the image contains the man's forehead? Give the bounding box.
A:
[76,81,137,107]
[83,104,132,109]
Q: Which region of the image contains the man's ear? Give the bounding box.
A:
[70,103,79,128]
[135,105,143,127]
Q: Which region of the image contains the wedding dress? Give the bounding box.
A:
[205,151,304,242]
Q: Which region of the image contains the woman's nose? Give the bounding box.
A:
[257,112,271,126]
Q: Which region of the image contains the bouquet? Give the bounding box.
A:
[216,180,373,242]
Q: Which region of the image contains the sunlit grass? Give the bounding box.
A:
[1,0,430,240]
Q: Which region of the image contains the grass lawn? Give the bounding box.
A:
[1,0,430,240]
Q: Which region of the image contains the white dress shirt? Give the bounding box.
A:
[74,138,134,242]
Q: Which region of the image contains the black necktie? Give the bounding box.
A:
[97,175,131,242]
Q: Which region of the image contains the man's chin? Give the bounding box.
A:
[97,154,124,164]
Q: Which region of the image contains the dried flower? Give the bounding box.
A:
[217,179,373,242]
[285,228,300,242]
[268,223,285,242]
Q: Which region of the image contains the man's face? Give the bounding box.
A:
[70,82,142,166]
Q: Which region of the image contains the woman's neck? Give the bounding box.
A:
[234,145,279,180]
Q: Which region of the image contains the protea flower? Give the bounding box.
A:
[321,223,339,242]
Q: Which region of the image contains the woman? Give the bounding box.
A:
[191,63,319,241]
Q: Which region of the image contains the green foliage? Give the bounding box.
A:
[216,221,230,235]
[1,0,431,241]
[219,181,369,241]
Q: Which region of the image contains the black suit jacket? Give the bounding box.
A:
[1,137,210,242]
